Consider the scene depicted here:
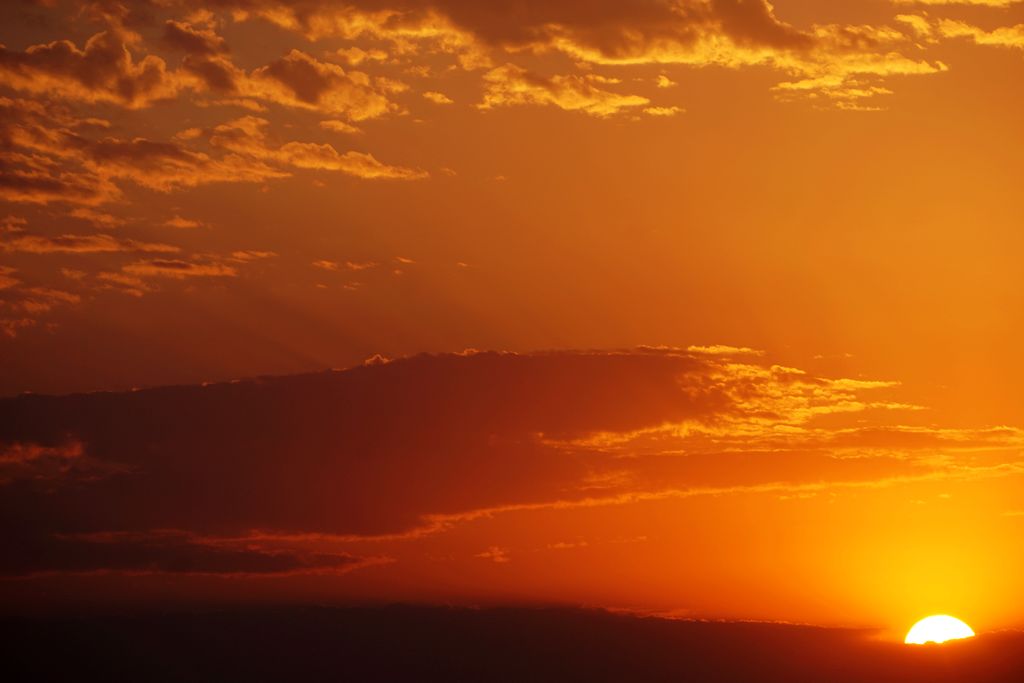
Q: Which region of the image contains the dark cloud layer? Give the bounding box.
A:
[0,348,980,578]
[1,529,359,576]
[0,349,741,575]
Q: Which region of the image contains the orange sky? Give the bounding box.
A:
[1,0,1023,636]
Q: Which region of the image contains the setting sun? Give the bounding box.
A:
[905,616,976,645]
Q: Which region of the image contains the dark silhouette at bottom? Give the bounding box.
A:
[3,605,1022,682]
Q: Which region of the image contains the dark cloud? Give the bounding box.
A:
[181,54,237,91]
[0,351,721,541]
[0,233,179,254]
[0,344,1017,608]
[121,258,237,278]
[0,529,361,576]
[0,348,944,578]
[0,28,184,108]
[162,19,229,56]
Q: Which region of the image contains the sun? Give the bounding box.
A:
[904,615,975,645]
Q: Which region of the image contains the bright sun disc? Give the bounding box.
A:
[905,615,975,645]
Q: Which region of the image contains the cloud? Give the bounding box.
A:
[475,546,510,563]
[0,317,35,338]
[0,97,288,205]
[69,208,127,229]
[226,1,491,68]
[243,49,399,121]
[78,135,290,192]
[229,250,276,262]
[0,440,86,484]
[3,346,1015,580]
[480,64,649,117]
[938,19,1024,49]
[2,0,949,115]
[0,28,186,108]
[0,282,83,334]
[207,115,428,179]
[162,19,229,56]
[643,105,684,116]
[0,529,365,577]
[164,215,203,229]
[121,258,237,279]
[423,90,454,104]
[320,119,362,134]
[0,233,179,254]
[7,286,80,313]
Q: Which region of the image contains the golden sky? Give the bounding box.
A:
[1,0,1023,635]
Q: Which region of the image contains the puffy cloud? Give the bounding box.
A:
[95,270,149,297]
[0,28,186,108]
[162,19,229,56]
[0,97,288,205]
[227,1,491,69]
[335,46,389,65]
[243,49,398,121]
[77,135,290,192]
[480,64,650,117]
[68,208,127,229]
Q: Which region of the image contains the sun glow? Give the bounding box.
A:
[904,615,975,645]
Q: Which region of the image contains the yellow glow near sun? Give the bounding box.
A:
[905,615,975,645]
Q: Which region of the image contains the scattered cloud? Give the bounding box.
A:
[643,106,684,117]
[0,28,186,108]
[121,258,238,279]
[320,119,362,134]
[938,19,1024,50]
[164,215,204,229]
[0,233,179,254]
[423,90,454,104]
[69,208,127,229]
[206,116,428,180]
[480,64,649,117]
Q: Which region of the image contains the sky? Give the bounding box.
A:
[1,0,1023,636]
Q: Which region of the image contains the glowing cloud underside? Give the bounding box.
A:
[905,615,976,645]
